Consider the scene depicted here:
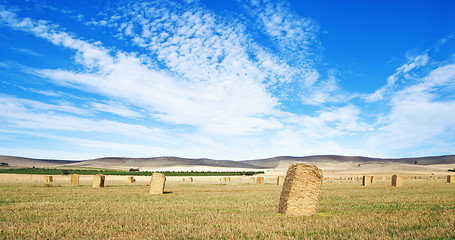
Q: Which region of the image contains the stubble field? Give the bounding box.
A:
[0,176,454,239]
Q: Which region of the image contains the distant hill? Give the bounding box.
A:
[1,154,454,172]
[68,156,264,170]
[0,155,78,168]
[239,155,455,168]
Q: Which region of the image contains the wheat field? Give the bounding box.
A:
[0,177,454,239]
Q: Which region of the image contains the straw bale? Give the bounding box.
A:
[43,176,53,182]
[447,175,454,183]
[189,177,193,182]
[381,176,386,181]
[277,176,285,185]
[228,177,231,182]
[391,175,402,187]
[128,176,135,183]
[71,174,79,187]
[150,173,166,194]
[92,174,105,188]
[362,176,371,186]
[256,176,264,184]
[371,176,377,184]
[278,163,323,216]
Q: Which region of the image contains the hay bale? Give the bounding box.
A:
[189,177,193,182]
[447,175,454,183]
[43,176,53,183]
[92,174,105,188]
[391,175,402,187]
[371,176,377,184]
[128,176,135,183]
[362,176,371,186]
[71,174,79,187]
[278,163,323,216]
[150,173,166,194]
[228,177,231,182]
[277,176,285,185]
[256,176,264,184]
[381,176,386,181]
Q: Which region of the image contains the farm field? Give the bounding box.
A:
[1,175,454,239]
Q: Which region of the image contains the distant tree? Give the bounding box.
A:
[0,162,9,167]
[61,169,70,175]
[449,169,455,172]
[129,168,140,172]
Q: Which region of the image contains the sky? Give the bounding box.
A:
[0,0,455,160]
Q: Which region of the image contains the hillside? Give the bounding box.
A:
[0,155,78,168]
[1,154,454,174]
[68,156,265,171]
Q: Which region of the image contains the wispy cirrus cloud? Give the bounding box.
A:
[90,101,144,118]
[11,47,42,56]
[367,58,455,156]
[0,96,162,137]
[365,53,430,102]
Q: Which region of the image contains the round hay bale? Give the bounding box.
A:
[128,176,135,183]
[447,175,454,183]
[43,176,53,183]
[92,174,105,188]
[71,174,79,187]
[391,175,403,187]
[371,176,377,184]
[256,176,264,184]
[150,173,166,194]
[277,176,285,185]
[362,176,371,186]
[278,163,323,216]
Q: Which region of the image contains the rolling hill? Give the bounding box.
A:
[1,154,455,175]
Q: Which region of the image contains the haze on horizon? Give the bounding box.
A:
[1,0,455,160]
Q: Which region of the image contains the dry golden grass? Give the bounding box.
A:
[0,178,454,239]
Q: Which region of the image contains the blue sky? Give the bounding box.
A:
[0,0,454,160]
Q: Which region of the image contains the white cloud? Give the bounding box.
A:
[0,96,162,137]
[0,95,90,115]
[11,47,42,56]
[240,0,319,58]
[365,53,430,102]
[90,101,143,118]
[368,60,455,155]
[283,105,372,139]
[1,5,284,136]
